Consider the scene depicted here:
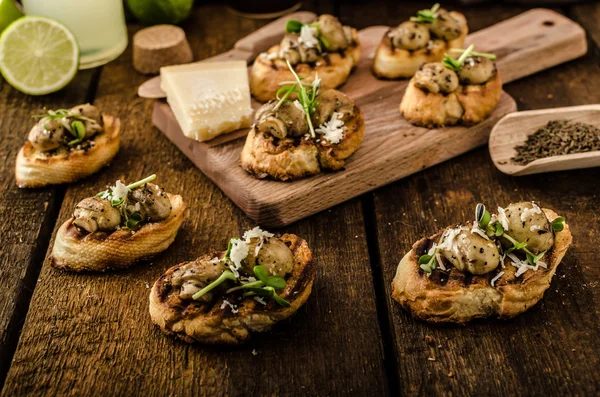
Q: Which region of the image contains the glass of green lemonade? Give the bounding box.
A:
[21,0,128,69]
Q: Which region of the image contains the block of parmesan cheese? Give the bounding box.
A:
[160,61,253,142]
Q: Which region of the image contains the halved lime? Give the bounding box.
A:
[0,16,79,95]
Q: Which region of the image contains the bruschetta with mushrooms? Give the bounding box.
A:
[51,175,186,272]
[250,14,361,102]
[373,4,468,79]
[242,65,364,181]
[149,227,315,344]
[16,104,120,188]
[392,201,572,324]
[400,45,501,127]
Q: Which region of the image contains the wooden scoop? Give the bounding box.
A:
[489,104,600,176]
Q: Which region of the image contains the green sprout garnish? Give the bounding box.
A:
[33,108,96,145]
[192,270,238,300]
[275,60,320,138]
[450,48,496,60]
[68,120,86,146]
[442,45,496,72]
[418,253,437,276]
[285,19,330,50]
[410,3,440,23]
[475,203,492,229]
[552,217,565,232]
[96,174,157,230]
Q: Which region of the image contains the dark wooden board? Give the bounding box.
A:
[154,8,586,227]
[1,5,388,396]
[0,69,99,388]
[355,3,600,395]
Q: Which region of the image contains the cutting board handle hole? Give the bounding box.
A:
[542,20,555,27]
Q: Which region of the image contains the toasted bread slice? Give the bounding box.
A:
[400,72,502,127]
[50,193,186,272]
[241,106,364,181]
[149,234,315,344]
[16,115,120,188]
[250,29,361,103]
[372,12,467,79]
[391,209,572,324]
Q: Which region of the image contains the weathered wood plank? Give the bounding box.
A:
[359,5,600,396]
[571,2,600,49]
[2,4,388,396]
[0,69,98,388]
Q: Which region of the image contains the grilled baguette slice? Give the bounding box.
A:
[51,193,186,272]
[373,12,467,79]
[149,234,315,344]
[392,209,572,324]
[16,115,120,188]
[250,28,360,103]
[241,105,364,181]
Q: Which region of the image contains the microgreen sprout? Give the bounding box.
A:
[33,108,96,143]
[192,270,238,300]
[410,3,440,23]
[418,253,437,276]
[442,44,475,71]
[552,217,565,232]
[68,120,86,146]
[475,203,492,229]
[450,48,497,60]
[277,60,320,138]
[285,19,330,50]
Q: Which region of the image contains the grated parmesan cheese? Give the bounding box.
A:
[228,238,248,277]
[530,225,542,232]
[299,25,319,48]
[497,206,510,231]
[316,112,345,144]
[111,180,129,202]
[243,226,274,256]
[491,271,504,287]
[220,299,239,313]
[435,252,446,271]
[471,223,490,240]
[521,202,542,222]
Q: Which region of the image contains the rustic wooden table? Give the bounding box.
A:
[1,1,599,396]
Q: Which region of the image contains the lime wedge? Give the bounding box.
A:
[0,16,79,95]
[0,0,23,32]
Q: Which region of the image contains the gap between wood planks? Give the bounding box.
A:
[0,67,103,392]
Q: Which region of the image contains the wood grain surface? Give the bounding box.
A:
[1,4,387,396]
[0,1,598,396]
[154,8,586,227]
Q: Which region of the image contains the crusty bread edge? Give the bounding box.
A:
[391,209,572,324]
[16,115,120,188]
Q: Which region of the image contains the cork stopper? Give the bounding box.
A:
[133,25,193,75]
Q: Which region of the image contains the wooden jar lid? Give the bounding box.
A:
[133,25,193,75]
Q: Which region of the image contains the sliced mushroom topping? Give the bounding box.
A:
[280,33,302,65]
[126,183,172,222]
[440,224,500,275]
[242,237,294,278]
[389,21,430,51]
[172,258,229,302]
[70,103,103,139]
[73,196,122,233]
[414,62,459,94]
[430,11,463,41]
[298,45,320,64]
[255,101,309,139]
[503,202,554,253]
[457,56,497,85]
[316,14,349,51]
[28,118,67,151]
[311,89,355,127]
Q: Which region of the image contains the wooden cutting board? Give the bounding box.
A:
[152,9,586,227]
